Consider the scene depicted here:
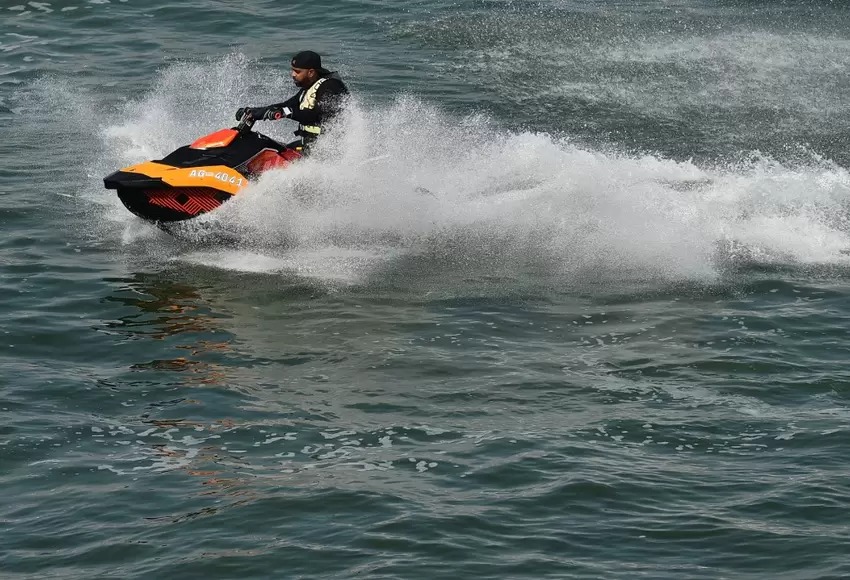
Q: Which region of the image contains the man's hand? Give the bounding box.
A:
[262,107,289,120]
[235,107,269,121]
[235,107,290,122]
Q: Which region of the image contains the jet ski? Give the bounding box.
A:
[103,113,301,223]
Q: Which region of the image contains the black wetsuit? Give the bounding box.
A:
[271,71,349,150]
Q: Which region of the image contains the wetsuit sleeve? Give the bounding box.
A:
[268,93,302,117]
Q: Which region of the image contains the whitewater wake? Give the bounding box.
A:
[33,55,850,287]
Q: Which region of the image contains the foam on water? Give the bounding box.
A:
[33,55,850,285]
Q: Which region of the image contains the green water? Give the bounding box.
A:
[3,1,850,578]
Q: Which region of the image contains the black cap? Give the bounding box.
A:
[291,50,322,70]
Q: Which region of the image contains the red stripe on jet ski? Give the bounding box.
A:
[146,188,226,217]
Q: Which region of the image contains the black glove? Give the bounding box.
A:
[235,106,270,121]
[262,107,287,121]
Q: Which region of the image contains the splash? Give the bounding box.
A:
[36,56,850,286]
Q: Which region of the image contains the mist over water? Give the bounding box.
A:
[407,2,850,159]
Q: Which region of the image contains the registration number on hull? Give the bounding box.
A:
[189,169,243,186]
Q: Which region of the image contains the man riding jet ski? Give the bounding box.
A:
[103,51,349,225]
[236,50,349,153]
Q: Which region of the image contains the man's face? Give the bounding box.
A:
[291,67,314,88]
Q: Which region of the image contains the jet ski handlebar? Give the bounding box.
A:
[235,112,256,133]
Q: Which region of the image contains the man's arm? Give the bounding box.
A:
[235,93,301,122]
[266,93,302,118]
